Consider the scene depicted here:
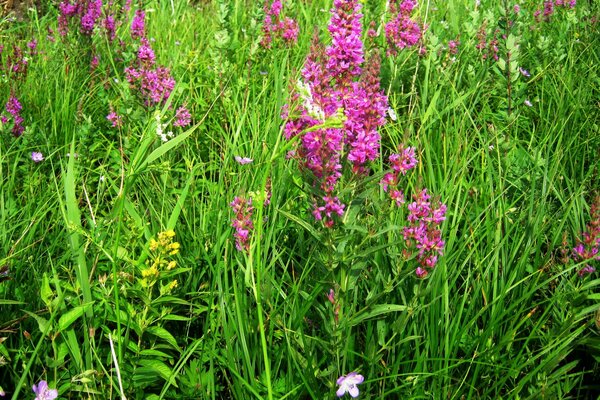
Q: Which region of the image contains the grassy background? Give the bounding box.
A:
[0,0,599,398]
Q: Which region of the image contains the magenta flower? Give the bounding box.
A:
[106,111,123,128]
[572,195,600,277]
[31,152,44,163]
[261,0,299,48]
[131,9,146,39]
[336,372,364,398]
[32,380,58,400]
[173,106,191,127]
[230,197,254,252]
[385,0,422,56]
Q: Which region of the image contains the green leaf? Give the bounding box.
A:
[145,326,181,352]
[348,304,408,327]
[137,359,178,387]
[40,273,53,308]
[23,310,51,336]
[58,302,94,332]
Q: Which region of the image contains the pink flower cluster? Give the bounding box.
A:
[381,146,418,206]
[572,195,599,277]
[535,0,576,22]
[476,25,499,61]
[173,106,191,127]
[403,189,446,277]
[230,196,254,252]
[385,0,422,56]
[261,0,299,48]
[3,95,25,136]
[125,34,176,106]
[58,0,104,36]
[283,0,388,227]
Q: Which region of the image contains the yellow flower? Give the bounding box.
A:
[167,261,177,270]
[149,239,159,251]
[142,265,159,278]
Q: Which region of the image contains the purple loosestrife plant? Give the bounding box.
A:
[385,0,422,56]
[173,106,191,127]
[381,149,447,277]
[261,0,299,48]
[125,39,176,106]
[572,195,600,276]
[4,95,25,137]
[283,0,388,227]
[230,196,254,252]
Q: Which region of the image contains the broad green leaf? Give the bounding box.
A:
[58,302,94,332]
[146,326,181,352]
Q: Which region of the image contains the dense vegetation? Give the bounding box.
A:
[0,0,599,398]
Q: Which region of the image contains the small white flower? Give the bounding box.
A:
[524,99,533,107]
[387,107,397,121]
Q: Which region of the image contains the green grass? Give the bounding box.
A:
[0,0,599,398]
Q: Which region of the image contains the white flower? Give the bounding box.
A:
[387,107,397,121]
[336,372,364,398]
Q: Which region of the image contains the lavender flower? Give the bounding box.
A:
[31,152,44,163]
[336,372,364,398]
[235,156,253,165]
[32,380,58,400]
[519,67,530,77]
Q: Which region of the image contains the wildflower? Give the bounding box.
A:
[327,289,335,304]
[447,40,459,55]
[572,195,600,276]
[131,9,146,40]
[336,372,364,398]
[32,380,58,400]
[385,0,422,56]
[513,4,520,13]
[80,0,103,35]
[235,156,253,165]
[261,0,299,48]
[104,15,116,41]
[106,111,123,128]
[524,99,532,107]
[387,107,397,121]
[230,196,254,252]
[519,67,530,77]
[5,95,25,136]
[31,152,44,163]
[173,106,191,127]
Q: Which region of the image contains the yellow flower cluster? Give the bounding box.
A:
[141,230,181,283]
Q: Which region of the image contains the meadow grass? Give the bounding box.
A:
[0,0,599,398]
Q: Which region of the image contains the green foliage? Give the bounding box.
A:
[0,0,599,398]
